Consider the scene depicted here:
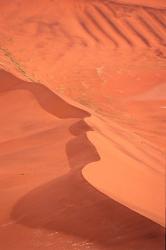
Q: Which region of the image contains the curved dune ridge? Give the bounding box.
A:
[0,0,166,249]
[83,115,165,226]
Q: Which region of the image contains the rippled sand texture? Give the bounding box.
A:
[0,1,166,250]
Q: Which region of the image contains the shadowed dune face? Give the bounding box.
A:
[0,70,110,250]
[11,171,165,250]
[0,70,90,119]
[0,70,97,169]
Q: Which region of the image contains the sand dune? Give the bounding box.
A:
[0,70,165,250]
[0,0,165,249]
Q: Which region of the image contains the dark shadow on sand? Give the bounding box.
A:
[11,171,164,249]
[0,70,90,119]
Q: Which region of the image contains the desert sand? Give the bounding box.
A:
[0,0,165,250]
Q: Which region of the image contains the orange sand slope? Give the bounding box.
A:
[0,0,166,249]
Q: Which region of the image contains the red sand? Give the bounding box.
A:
[0,1,165,249]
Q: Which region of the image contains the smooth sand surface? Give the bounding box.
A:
[0,0,165,249]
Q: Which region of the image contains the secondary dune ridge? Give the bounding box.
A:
[0,0,166,249]
[105,0,166,9]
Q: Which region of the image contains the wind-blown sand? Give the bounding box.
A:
[0,0,165,249]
